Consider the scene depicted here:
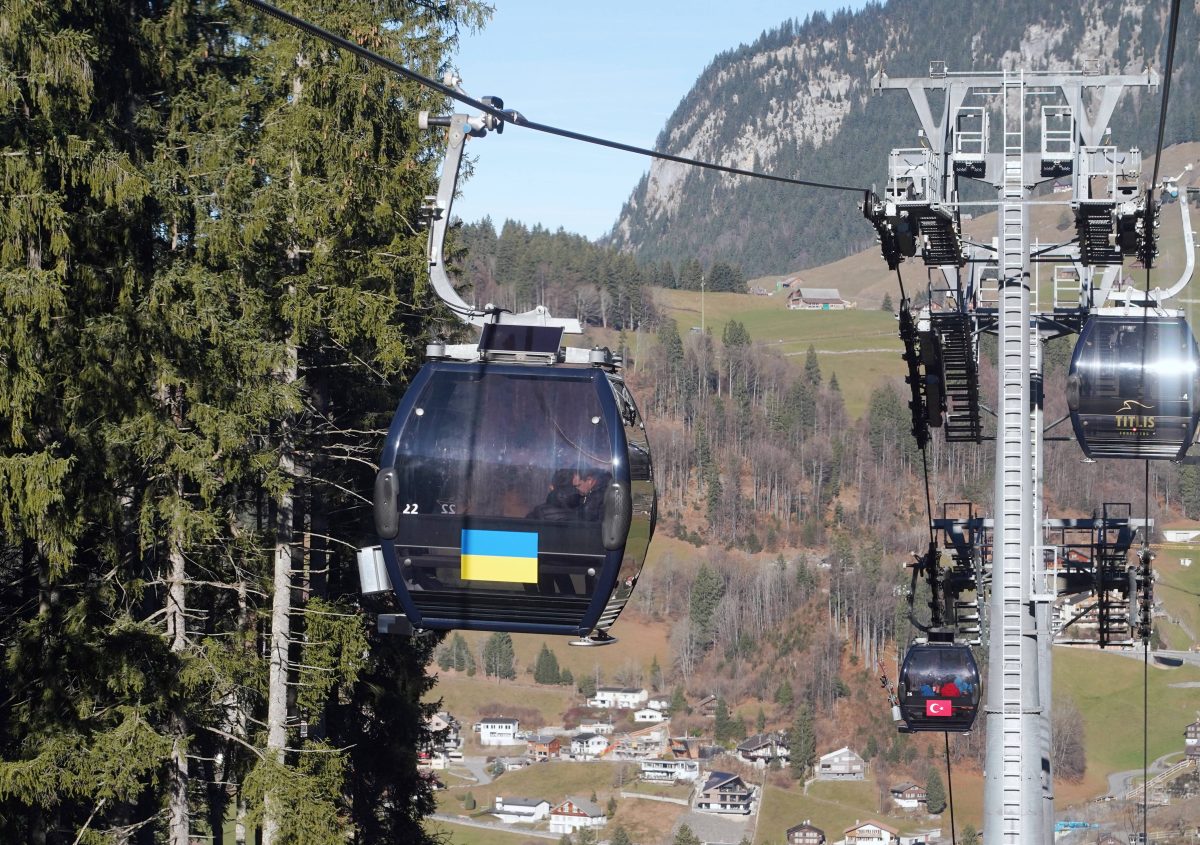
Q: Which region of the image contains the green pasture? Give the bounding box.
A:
[425,819,545,845]
[653,289,903,419]
[429,675,575,730]
[440,760,619,811]
[623,779,695,799]
[754,777,928,845]
[1153,545,1200,651]
[1052,647,1200,776]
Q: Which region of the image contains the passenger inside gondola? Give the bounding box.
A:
[528,469,582,521]
[572,468,611,521]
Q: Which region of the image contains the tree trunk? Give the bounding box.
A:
[263,347,298,845]
[167,516,190,845]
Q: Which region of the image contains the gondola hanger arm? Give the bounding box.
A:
[422,106,582,334]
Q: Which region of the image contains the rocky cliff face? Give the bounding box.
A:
[608,0,1199,276]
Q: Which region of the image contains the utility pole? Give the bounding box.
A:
[864,62,1157,845]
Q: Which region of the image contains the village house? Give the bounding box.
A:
[526,734,561,762]
[578,719,615,735]
[491,796,550,824]
[634,707,668,723]
[494,756,530,772]
[786,820,826,845]
[476,717,521,746]
[1186,718,1200,759]
[647,697,671,711]
[548,797,607,834]
[816,746,866,780]
[569,732,610,759]
[611,724,669,760]
[694,694,719,717]
[889,782,928,810]
[737,731,791,766]
[426,711,461,747]
[844,819,900,844]
[669,736,720,760]
[587,686,649,709]
[640,758,701,782]
[787,287,852,311]
[696,771,754,814]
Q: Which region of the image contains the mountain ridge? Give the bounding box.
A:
[607,0,1200,275]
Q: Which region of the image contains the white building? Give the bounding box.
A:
[549,797,606,834]
[639,758,700,782]
[477,717,521,746]
[578,719,615,735]
[587,687,649,709]
[634,707,667,723]
[492,797,550,824]
[817,746,866,780]
[843,819,900,844]
[570,732,609,759]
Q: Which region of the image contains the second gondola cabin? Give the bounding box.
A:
[1066,313,1200,460]
[372,325,656,639]
[897,641,980,733]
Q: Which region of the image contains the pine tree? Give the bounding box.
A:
[611,825,634,845]
[483,632,517,679]
[788,707,816,781]
[1,1,487,843]
[803,345,823,386]
[925,767,947,814]
[535,642,562,684]
[689,563,725,649]
[775,680,795,709]
[674,823,702,845]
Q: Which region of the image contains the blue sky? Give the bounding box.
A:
[450,1,870,240]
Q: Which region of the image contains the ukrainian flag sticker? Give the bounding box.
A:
[460,529,539,583]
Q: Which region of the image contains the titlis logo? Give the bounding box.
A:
[1114,400,1155,434]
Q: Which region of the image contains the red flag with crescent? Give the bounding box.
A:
[925,699,952,717]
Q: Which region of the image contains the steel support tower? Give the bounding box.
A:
[869,64,1156,845]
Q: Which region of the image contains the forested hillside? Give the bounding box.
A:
[609,0,1200,275]
[0,2,487,842]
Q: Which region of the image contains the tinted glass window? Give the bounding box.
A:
[393,369,613,522]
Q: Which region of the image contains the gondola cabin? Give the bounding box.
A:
[371,327,656,639]
[1066,314,1200,460]
[897,642,980,732]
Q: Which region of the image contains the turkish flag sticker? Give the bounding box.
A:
[926,699,952,717]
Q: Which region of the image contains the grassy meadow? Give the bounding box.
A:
[651,288,903,419]
[1153,543,1200,651]
[1052,646,1200,797]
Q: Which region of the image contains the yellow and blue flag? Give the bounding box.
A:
[460,529,538,583]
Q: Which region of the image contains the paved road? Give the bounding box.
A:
[1104,752,1178,800]
[456,755,493,785]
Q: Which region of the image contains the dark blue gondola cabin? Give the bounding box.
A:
[1067,314,1200,461]
[897,642,980,733]
[373,355,656,637]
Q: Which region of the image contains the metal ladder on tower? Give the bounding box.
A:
[932,310,983,441]
[994,67,1032,844]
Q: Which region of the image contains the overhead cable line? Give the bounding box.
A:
[1144,0,1185,265]
[236,0,869,195]
[1136,5,1182,841]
